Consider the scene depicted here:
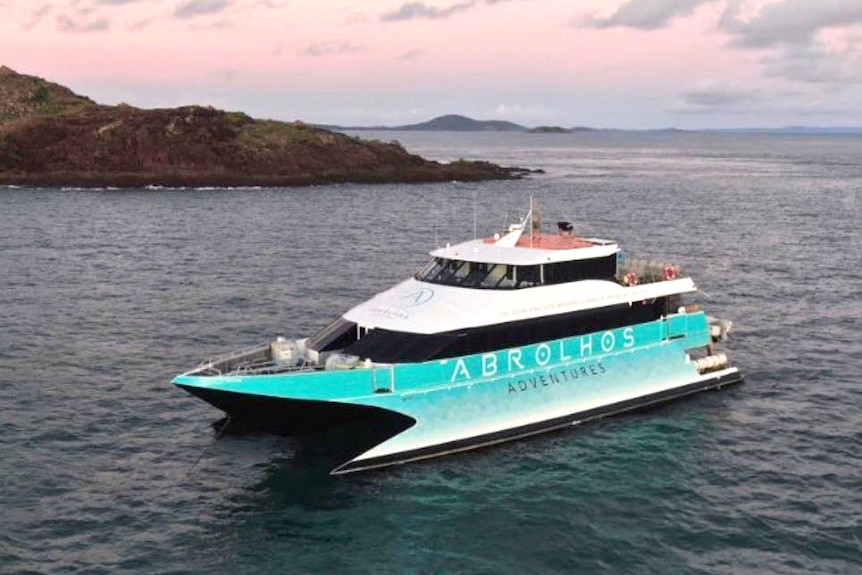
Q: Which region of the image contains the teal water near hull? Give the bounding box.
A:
[2,132,861,574]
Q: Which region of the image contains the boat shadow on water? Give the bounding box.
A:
[209,411,415,478]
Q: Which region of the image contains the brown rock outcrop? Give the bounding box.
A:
[0,67,526,187]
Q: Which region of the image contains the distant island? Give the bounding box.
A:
[320,114,527,132]
[324,114,862,135]
[530,126,570,133]
[0,67,527,188]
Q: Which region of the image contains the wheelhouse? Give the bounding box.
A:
[415,254,618,289]
[305,218,688,364]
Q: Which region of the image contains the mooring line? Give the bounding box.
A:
[186,416,232,477]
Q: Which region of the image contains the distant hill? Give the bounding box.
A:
[394,114,528,132]
[530,126,570,133]
[325,112,862,135]
[0,67,526,188]
[705,126,862,135]
[329,114,529,132]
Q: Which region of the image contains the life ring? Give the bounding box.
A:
[623,271,639,286]
[663,264,678,281]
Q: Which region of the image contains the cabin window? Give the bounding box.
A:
[340,299,668,362]
[415,254,617,289]
[416,258,516,289]
[543,255,617,284]
[515,264,541,288]
[306,317,359,352]
[345,329,456,363]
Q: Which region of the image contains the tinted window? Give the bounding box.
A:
[306,317,358,352]
[416,255,617,289]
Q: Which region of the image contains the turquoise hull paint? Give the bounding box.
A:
[173,312,719,463]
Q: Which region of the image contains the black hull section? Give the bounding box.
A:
[333,370,744,474]
[176,384,415,437]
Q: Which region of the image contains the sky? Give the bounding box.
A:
[1,0,862,128]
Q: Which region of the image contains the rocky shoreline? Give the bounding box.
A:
[0,159,531,189]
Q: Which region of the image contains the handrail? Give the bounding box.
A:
[197,343,271,368]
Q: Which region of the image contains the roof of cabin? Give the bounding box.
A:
[430,232,619,266]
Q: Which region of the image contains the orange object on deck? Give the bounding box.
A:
[484,232,595,250]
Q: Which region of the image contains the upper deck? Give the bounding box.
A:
[430,230,619,266]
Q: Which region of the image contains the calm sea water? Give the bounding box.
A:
[2,132,861,574]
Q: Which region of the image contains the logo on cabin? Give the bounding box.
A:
[401,288,434,307]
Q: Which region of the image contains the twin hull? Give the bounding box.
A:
[174,311,741,473]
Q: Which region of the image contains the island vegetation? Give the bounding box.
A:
[529,126,570,133]
[0,66,527,188]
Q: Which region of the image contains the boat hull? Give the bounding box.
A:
[175,383,416,436]
[332,367,741,474]
[173,313,741,474]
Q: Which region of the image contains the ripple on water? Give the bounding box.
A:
[2,133,862,574]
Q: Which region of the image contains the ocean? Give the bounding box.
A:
[1,131,861,574]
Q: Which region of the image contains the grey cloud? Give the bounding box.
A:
[579,0,719,30]
[174,0,233,19]
[718,1,862,86]
[95,0,153,5]
[671,84,854,119]
[190,18,235,29]
[762,42,862,85]
[127,17,155,30]
[256,0,289,8]
[57,13,110,32]
[720,0,862,48]
[302,41,364,57]
[22,4,52,30]
[679,87,759,108]
[576,0,862,88]
[400,49,423,60]
[381,1,475,22]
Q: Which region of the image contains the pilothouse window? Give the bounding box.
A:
[416,258,517,289]
[415,255,616,289]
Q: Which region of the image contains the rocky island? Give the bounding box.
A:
[0,66,525,188]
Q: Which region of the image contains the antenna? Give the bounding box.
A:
[473,189,477,240]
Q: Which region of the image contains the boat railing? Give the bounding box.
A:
[618,257,684,285]
[196,343,269,370]
[229,361,315,376]
[194,343,319,376]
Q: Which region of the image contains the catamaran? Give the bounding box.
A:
[173,207,741,474]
